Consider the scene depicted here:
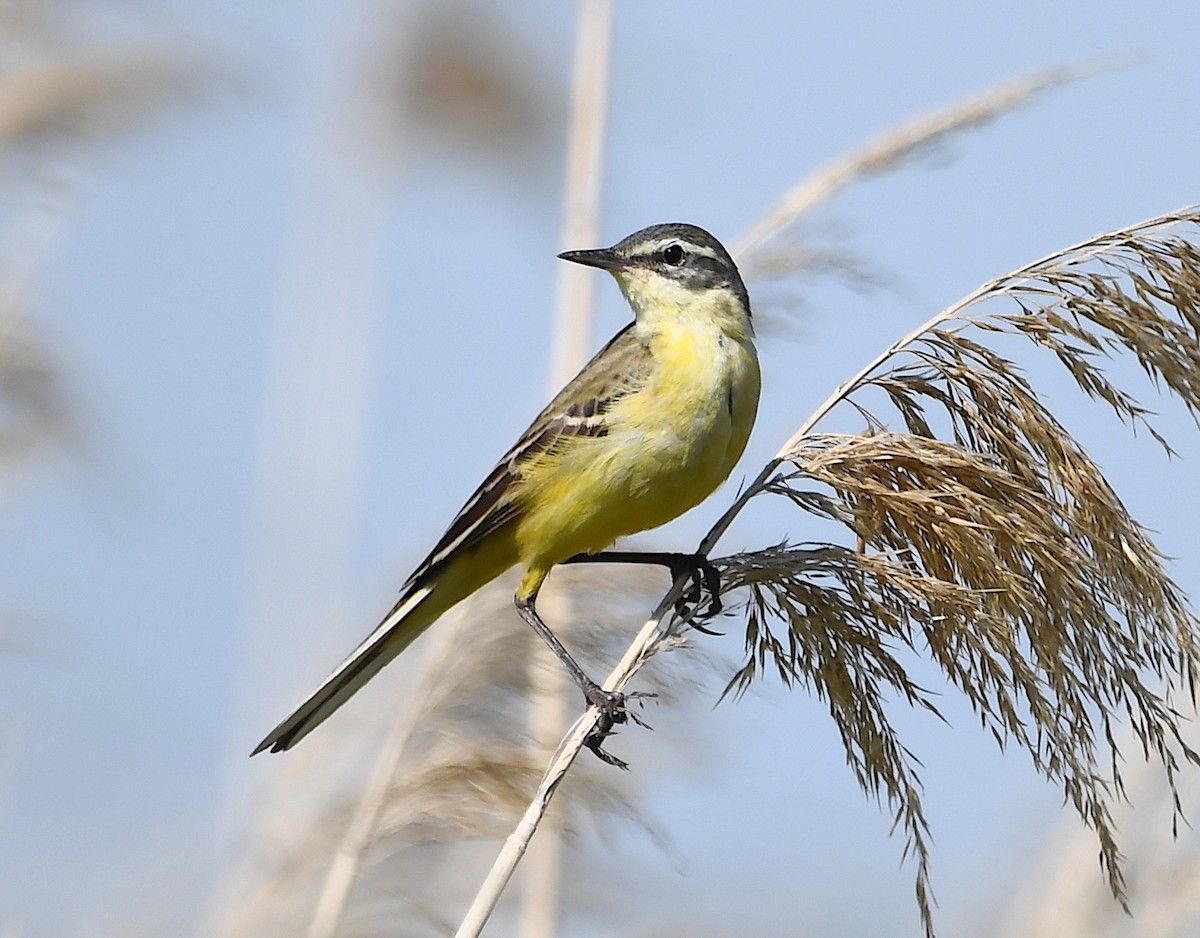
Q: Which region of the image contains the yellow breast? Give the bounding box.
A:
[515,316,760,571]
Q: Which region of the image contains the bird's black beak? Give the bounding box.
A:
[557,247,628,271]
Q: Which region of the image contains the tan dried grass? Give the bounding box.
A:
[713,207,1200,935]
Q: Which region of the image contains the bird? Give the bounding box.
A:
[252,222,760,765]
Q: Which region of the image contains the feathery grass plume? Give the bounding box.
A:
[217,564,698,938]
[0,10,228,481]
[712,206,1200,936]
[0,51,218,150]
[0,19,224,638]
[732,65,1088,280]
[732,66,1093,332]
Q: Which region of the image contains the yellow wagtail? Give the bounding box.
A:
[253,222,760,765]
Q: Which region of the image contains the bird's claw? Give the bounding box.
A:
[585,728,629,769]
[670,554,724,627]
[583,682,626,719]
[580,687,661,767]
[582,683,630,769]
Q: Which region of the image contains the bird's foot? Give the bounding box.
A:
[582,683,629,769]
[669,553,724,630]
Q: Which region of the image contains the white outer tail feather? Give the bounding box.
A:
[252,585,434,754]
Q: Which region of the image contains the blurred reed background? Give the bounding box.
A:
[2,1,1200,936]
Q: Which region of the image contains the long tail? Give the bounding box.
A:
[251,583,440,754]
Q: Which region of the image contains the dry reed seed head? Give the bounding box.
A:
[374,737,657,857]
[724,208,1200,935]
[0,53,219,153]
[732,66,1088,270]
[717,543,940,933]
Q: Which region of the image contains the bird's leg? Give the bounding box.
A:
[564,550,724,626]
[513,594,629,769]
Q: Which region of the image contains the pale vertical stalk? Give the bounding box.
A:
[209,0,406,933]
[264,4,420,937]
[305,610,470,938]
[520,2,613,937]
[547,0,613,386]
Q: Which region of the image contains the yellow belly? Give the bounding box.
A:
[514,321,760,581]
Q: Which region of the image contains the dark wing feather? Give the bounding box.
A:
[404,323,652,587]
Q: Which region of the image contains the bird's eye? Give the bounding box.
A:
[661,243,685,266]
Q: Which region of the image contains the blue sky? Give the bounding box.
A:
[3,1,1200,935]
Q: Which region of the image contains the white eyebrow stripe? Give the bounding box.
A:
[631,239,722,261]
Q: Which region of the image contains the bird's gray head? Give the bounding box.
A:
[558,223,751,321]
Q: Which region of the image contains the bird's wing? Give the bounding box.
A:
[406,322,652,586]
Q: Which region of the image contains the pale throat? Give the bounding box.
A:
[615,272,752,342]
